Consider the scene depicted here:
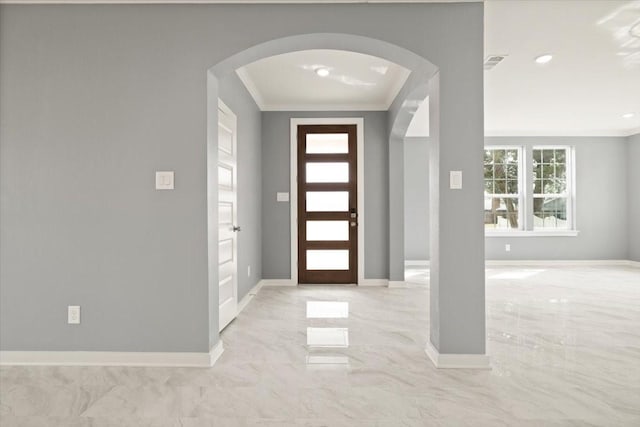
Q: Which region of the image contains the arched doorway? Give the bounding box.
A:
[207,32,487,369]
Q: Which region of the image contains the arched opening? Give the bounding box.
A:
[206,32,439,346]
[206,32,486,370]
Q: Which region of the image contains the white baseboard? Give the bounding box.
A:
[485,259,640,268]
[0,340,225,368]
[259,279,297,287]
[404,259,640,269]
[390,281,428,288]
[260,278,426,287]
[388,280,406,288]
[207,340,225,367]
[359,279,389,287]
[425,341,490,369]
[237,281,263,315]
[405,260,430,268]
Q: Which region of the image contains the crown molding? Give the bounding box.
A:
[485,128,640,138]
[261,103,388,111]
[383,68,411,110]
[235,67,266,110]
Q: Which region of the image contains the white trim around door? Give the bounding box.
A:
[290,118,365,285]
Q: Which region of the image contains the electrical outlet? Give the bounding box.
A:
[505,244,511,252]
[68,306,80,324]
[247,265,251,277]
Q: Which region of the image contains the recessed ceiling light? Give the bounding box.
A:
[622,112,635,119]
[535,54,553,64]
[315,67,330,77]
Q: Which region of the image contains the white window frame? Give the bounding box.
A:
[531,145,575,232]
[483,146,524,232]
[485,145,578,237]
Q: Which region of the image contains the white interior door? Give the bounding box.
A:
[218,101,238,332]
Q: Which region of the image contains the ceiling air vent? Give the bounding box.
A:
[484,55,507,70]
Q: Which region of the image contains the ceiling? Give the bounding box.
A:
[236,50,410,111]
[234,0,639,137]
[485,0,640,136]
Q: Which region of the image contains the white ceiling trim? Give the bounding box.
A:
[260,103,390,111]
[383,71,411,110]
[0,0,482,4]
[485,128,640,138]
[235,68,266,110]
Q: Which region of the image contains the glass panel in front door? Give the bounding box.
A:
[306,163,349,183]
[306,133,349,154]
[305,191,349,212]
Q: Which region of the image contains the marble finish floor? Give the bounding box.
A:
[1,265,639,426]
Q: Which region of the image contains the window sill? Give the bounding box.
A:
[486,230,580,237]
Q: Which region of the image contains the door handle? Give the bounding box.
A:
[232,226,242,232]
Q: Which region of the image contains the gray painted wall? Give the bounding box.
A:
[404,138,430,260]
[629,133,640,262]
[385,50,487,354]
[485,137,628,260]
[1,7,216,352]
[219,73,262,300]
[401,136,631,261]
[261,111,389,280]
[388,136,405,281]
[386,72,430,282]
[0,2,484,354]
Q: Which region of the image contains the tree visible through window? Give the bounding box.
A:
[533,148,568,229]
[484,145,573,233]
[484,148,520,229]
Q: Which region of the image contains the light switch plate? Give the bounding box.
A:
[68,305,80,324]
[156,171,174,190]
[277,192,290,202]
[449,171,462,189]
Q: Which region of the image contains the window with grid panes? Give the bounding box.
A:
[484,148,521,230]
[533,147,569,229]
[484,145,574,234]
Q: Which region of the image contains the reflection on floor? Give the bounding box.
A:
[404,264,429,285]
[1,265,639,426]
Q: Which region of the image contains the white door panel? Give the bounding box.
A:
[218,101,238,332]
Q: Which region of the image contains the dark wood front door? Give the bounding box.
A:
[298,124,358,284]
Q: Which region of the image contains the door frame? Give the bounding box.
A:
[290,117,365,285]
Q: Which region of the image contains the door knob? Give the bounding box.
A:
[232,226,242,232]
[350,222,357,227]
